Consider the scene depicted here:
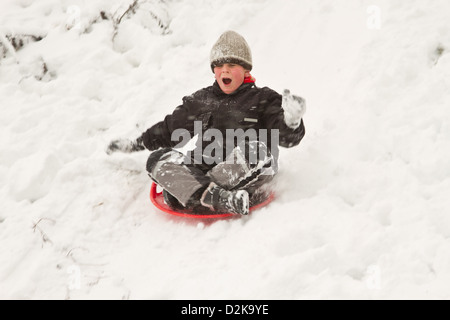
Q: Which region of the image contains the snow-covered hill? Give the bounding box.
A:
[1,0,450,299]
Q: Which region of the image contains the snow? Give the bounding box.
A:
[1,0,450,300]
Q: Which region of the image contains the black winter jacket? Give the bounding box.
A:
[140,81,305,165]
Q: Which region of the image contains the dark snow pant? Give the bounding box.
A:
[146,145,277,209]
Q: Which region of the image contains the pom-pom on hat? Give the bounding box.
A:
[210,31,252,72]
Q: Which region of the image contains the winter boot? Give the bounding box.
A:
[200,182,249,215]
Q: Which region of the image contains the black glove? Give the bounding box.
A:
[106,136,145,155]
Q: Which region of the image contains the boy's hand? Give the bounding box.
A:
[282,89,306,129]
[106,137,145,155]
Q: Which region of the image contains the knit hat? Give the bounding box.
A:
[210,31,253,72]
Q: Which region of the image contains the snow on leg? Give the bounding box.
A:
[146,148,210,207]
[207,142,277,192]
[206,146,251,190]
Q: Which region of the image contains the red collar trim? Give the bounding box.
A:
[244,75,256,84]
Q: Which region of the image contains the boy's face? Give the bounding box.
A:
[214,63,250,95]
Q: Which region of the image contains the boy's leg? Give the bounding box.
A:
[146,144,276,214]
[202,142,277,211]
[206,142,277,193]
[146,148,211,207]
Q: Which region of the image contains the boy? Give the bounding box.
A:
[107,31,306,215]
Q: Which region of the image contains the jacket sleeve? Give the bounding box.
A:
[140,103,191,151]
[261,88,305,148]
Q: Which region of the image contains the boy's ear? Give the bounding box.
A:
[244,70,251,77]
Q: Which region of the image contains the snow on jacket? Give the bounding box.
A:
[140,80,305,164]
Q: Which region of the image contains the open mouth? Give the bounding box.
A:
[222,78,232,85]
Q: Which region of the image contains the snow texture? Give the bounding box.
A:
[1,0,450,299]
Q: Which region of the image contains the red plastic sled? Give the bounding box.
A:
[150,182,275,219]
